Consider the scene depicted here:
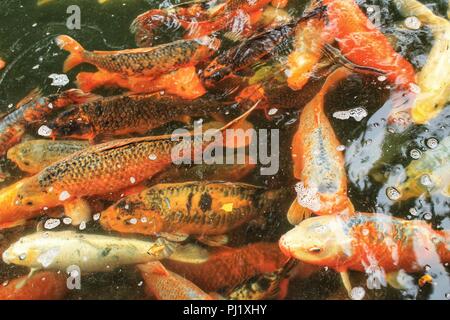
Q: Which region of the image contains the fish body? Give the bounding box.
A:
[279,212,450,273]
[2,231,177,272]
[138,262,213,300]
[100,181,276,237]
[225,259,296,300]
[202,22,295,87]
[323,0,416,87]
[289,68,354,224]
[0,272,67,300]
[392,0,450,123]
[56,35,220,77]
[49,93,223,140]
[397,136,450,200]
[0,89,97,156]
[7,140,89,174]
[163,242,289,292]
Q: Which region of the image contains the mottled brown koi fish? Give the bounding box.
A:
[56,35,220,78]
[100,181,281,244]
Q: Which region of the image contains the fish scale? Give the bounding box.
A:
[99,181,281,237]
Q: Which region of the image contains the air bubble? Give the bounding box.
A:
[420,174,433,187]
[409,149,421,159]
[38,125,52,137]
[93,213,101,221]
[426,137,438,149]
[424,212,433,221]
[44,219,60,230]
[386,187,401,201]
[59,191,71,201]
[350,287,366,300]
[405,16,421,30]
[129,218,137,225]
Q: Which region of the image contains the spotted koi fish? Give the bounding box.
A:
[288,68,354,225]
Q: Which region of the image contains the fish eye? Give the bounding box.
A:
[308,247,322,254]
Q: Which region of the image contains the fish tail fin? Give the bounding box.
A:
[287,199,312,225]
[75,72,98,93]
[318,66,352,97]
[55,35,85,72]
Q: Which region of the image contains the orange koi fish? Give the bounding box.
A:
[322,0,416,88]
[288,68,354,224]
[0,58,5,70]
[0,272,67,300]
[163,242,289,292]
[76,66,206,100]
[280,212,450,291]
[55,35,220,77]
[138,262,213,300]
[0,106,255,229]
[100,181,281,245]
[131,0,275,47]
[0,88,99,156]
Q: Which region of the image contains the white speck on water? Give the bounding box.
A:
[409,149,422,159]
[38,125,52,137]
[43,207,48,211]
[63,217,72,225]
[129,218,137,225]
[79,221,87,230]
[124,204,130,210]
[336,145,346,151]
[350,287,366,300]
[141,217,148,223]
[409,208,419,216]
[294,182,321,212]
[377,75,387,82]
[138,281,143,287]
[333,107,368,122]
[420,174,433,187]
[405,16,421,30]
[425,264,431,271]
[424,212,433,221]
[7,104,13,109]
[362,228,369,236]
[32,23,37,27]
[268,108,278,116]
[32,64,40,70]
[48,74,70,87]
[148,154,157,160]
[2,281,8,287]
[130,177,136,184]
[59,191,71,201]
[44,218,60,230]
[47,103,53,109]
[409,83,421,94]
[425,137,438,149]
[93,213,101,221]
[386,187,402,201]
[37,247,59,268]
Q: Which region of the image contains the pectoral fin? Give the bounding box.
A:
[340,271,353,298]
[287,200,312,225]
[168,243,210,264]
[196,234,229,247]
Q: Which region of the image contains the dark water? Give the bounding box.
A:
[0,0,449,300]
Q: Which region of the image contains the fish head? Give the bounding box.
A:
[2,233,45,268]
[100,196,163,235]
[50,107,94,140]
[279,215,352,268]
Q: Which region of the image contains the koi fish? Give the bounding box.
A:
[322,0,416,88]
[137,262,213,300]
[55,35,220,77]
[75,66,207,100]
[0,88,98,156]
[392,0,450,124]
[0,105,256,228]
[201,22,295,87]
[224,259,297,300]
[131,0,274,47]
[288,68,354,225]
[152,156,256,184]
[0,58,5,70]
[395,135,450,201]
[100,181,281,246]
[2,231,180,272]
[163,242,290,292]
[0,272,67,300]
[48,93,226,140]
[279,212,450,292]
[7,140,89,174]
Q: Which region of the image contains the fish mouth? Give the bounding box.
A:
[278,234,294,258]
[2,249,12,264]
